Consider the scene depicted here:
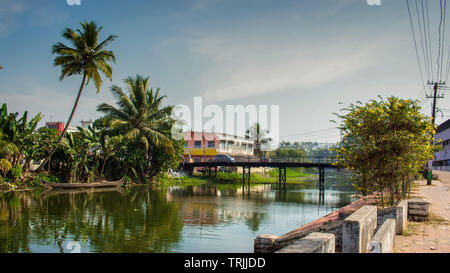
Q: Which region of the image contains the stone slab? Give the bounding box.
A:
[275,232,335,253]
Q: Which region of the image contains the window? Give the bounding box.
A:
[184,143,188,148]
[208,141,215,148]
[194,141,201,148]
[220,141,226,150]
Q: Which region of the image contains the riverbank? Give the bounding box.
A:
[394,172,450,253]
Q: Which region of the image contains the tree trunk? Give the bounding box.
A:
[37,70,87,172]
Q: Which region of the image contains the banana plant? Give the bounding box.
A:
[0,103,43,168]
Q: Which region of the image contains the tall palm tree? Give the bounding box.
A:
[245,122,271,157]
[38,21,117,171]
[97,75,174,157]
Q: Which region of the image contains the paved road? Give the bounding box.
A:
[394,173,450,253]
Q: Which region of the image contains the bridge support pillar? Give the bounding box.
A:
[279,167,287,187]
[243,166,251,186]
[319,167,325,191]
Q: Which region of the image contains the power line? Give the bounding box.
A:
[278,127,337,138]
[407,0,427,90]
[415,0,431,82]
[426,0,434,80]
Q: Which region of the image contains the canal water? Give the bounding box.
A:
[0,173,356,253]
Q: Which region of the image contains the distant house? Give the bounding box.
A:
[45,121,80,134]
[183,131,254,163]
[433,119,450,170]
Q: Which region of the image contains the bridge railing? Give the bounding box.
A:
[183,156,339,164]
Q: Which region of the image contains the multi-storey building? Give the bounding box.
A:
[183,131,254,162]
[433,119,450,170]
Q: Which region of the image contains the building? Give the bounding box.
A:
[45,121,68,135]
[433,119,450,170]
[80,120,93,129]
[183,131,254,162]
[45,120,87,134]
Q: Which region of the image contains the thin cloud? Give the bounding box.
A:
[187,34,385,103]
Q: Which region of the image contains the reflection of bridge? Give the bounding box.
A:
[181,157,339,189]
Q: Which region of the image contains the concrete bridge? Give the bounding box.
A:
[180,157,339,189]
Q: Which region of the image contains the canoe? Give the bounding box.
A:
[41,177,125,189]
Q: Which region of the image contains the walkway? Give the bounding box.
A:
[394,171,450,253]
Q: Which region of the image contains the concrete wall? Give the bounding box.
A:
[342,205,377,253]
[396,200,408,234]
[370,219,396,253]
[275,232,335,253]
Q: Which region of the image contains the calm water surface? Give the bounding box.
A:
[0,174,355,253]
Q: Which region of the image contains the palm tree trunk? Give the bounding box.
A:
[37,71,87,172]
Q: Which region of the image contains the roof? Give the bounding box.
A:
[436,119,450,134]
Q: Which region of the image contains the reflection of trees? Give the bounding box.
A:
[1,175,357,253]
[0,188,184,253]
[244,212,265,232]
[0,192,33,253]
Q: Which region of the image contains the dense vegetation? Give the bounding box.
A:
[0,75,184,189]
[334,96,437,205]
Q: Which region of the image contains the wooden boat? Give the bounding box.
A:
[41,177,125,189]
[39,186,125,198]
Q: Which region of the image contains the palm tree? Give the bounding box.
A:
[245,123,271,157]
[97,75,175,168]
[38,21,117,172]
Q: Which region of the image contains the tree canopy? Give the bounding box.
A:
[334,96,436,204]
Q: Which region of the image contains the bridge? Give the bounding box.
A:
[181,157,340,190]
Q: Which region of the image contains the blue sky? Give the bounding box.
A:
[1,0,449,143]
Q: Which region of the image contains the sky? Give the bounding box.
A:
[1,0,450,144]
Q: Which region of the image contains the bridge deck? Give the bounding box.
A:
[181,157,338,169]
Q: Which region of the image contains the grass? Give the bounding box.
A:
[159,170,317,185]
[268,167,313,178]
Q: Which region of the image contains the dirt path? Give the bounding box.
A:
[394,172,450,253]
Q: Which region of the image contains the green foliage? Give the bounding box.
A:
[52,21,117,93]
[8,165,22,183]
[271,148,306,158]
[334,96,436,203]
[0,158,12,176]
[96,74,180,181]
[0,103,43,171]
[246,123,271,157]
[268,168,309,177]
[30,173,60,188]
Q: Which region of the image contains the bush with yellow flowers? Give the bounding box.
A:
[333,96,437,205]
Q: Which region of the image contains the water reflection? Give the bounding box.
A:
[0,174,355,253]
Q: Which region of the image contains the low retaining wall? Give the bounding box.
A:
[376,200,407,235]
[255,195,423,254]
[370,219,396,253]
[254,194,378,253]
[342,205,377,253]
[275,232,335,253]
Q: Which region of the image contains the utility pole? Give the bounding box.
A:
[426,81,445,185]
